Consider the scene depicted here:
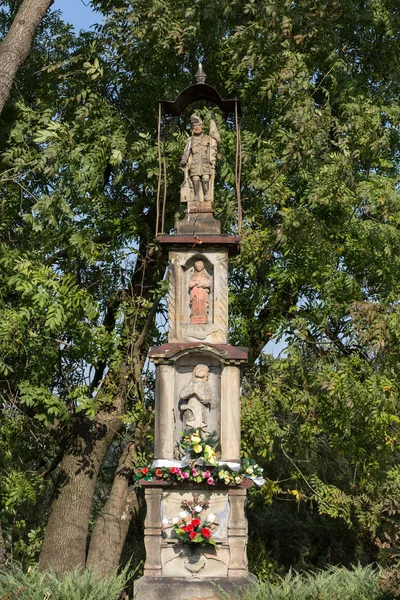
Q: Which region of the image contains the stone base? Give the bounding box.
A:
[175,207,221,235]
[133,575,257,600]
[142,485,249,580]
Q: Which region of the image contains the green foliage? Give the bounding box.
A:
[241,344,400,569]
[2,0,400,577]
[0,563,129,600]
[238,565,389,600]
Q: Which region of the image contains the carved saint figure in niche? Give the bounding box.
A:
[180,114,221,203]
[179,365,212,437]
[189,260,211,325]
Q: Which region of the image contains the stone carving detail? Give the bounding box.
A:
[180,114,221,204]
[215,254,228,333]
[184,551,206,574]
[167,261,177,341]
[179,365,212,436]
[189,260,211,324]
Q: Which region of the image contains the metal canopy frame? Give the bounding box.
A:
[155,67,242,237]
[160,83,241,117]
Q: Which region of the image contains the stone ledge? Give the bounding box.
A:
[157,234,241,255]
[138,479,254,490]
[133,575,257,600]
[148,342,248,365]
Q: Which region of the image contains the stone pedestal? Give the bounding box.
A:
[134,234,251,599]
[175,202,222,236]
[134,483,253,600]
[134,576,257,600]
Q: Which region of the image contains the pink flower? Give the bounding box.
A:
[181,471,189,479]
[192,468,199,477]
[207,477,215,485]
[175,468,182,476]
[203,470,211,478]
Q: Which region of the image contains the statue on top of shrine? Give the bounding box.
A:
[180,113,221,203]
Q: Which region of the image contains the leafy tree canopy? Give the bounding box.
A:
[1,0,400,579]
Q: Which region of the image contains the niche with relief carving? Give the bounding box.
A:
[173,355,221,458]
[182,256,214,325]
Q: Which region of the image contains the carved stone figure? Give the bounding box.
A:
[189,260,211,325]
[180,114,221,203]
[179,365,212,436]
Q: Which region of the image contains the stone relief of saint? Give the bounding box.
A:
[189,260,211,325]
[180,113,221,203]
[179,364,212,437]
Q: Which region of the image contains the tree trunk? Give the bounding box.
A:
[86,440,141,574]
[0,521,6,567]
[39,245,162,574]
[0,0,54,114]
[39,395,125,573]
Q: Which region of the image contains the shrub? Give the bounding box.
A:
[0,562,128,600]
[239,565,391,600]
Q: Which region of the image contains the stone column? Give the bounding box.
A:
[143,487,163,577]
[220,365,241,462]
[228,488,248,578]
[154,365,174,459]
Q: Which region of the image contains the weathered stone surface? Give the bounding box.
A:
[140,485,249,583]
[175,208,221,235]
[220,366,241,463]
[152,354,243,461]
[143,488,163,576]
[154,364,175,460]
[167,249,228,344]
[149,343,248,365]
[161,544,229,578]
[161,490,230,541]
[133,576,257,600]
[156,235,241,256]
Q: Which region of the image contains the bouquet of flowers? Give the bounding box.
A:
[162,497,217,547]
[174,516,216,546]
[179,430,219,466]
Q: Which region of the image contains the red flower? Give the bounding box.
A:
[191,518,201,527]
[181,526,188,532]
[189,531,197,540]
[186,524,194,532]
[141,467,148,475]
[169,467,176,474]
[155,469,163,477]
[201,527,211,539]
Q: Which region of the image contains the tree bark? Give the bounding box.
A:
[86,440,141,574]
[0,0,54,114]
[39,243,162,574]
[0,521,6,567]
[39,396,126,573]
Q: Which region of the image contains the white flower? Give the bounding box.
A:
[162,517,169,526]
[194,505,203,513]
[179,511,189,519]
[172,517,179,525]
[207,513,216,523]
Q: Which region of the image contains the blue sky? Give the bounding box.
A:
[52,0,99,31]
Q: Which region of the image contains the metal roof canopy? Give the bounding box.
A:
[159,83,241,117]
[155,64,243,237]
